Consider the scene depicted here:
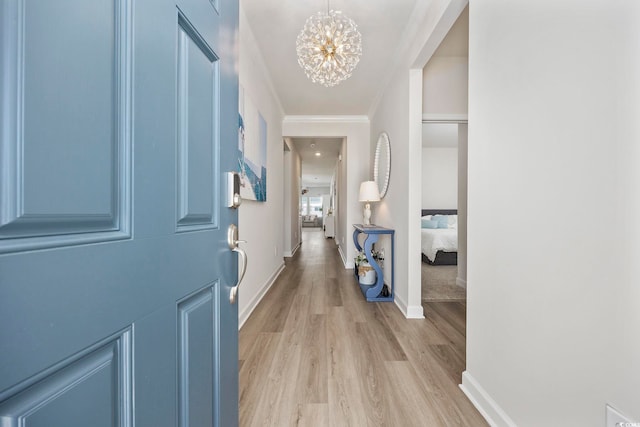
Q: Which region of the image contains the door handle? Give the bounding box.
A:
[229,246,247,304]
[228,224,247,304]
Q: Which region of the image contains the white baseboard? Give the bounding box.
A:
[406,304,425,318]
[459,371,517,427]
[338,244,354,269]
[238,262,285,329]
[456,276,467,289]
[284,242,301,258]
[393,292,425,319]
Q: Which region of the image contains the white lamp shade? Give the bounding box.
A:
[359,181,380,202]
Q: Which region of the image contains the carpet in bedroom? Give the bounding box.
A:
[422,263,466,301]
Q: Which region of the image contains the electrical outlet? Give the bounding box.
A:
[606,404,637,427]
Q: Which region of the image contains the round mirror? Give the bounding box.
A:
[373,132,391,198]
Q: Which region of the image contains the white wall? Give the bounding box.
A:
[322,194,330,216]
[423,56,468,115]
[336,140,347,254]
[463,1,640,425]
[283,144,292,252]
[238,6,286,327]
[283,117,370,268]
[369,0,468,319]
[283,138,301,257]
[370,69,424,318]
[457,124,467,288]
[422,4,468,117]
[421,147,458,209]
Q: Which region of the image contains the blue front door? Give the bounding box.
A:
[0,0,239,425]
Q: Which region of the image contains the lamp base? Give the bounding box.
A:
[363,203,371,225]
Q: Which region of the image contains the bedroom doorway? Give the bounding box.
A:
[420,4,469,305]
[420,122,467,303]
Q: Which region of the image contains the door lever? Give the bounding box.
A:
[229,246,246,304]
[228,224,247,304]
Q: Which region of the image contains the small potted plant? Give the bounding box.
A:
[355,250,378,286]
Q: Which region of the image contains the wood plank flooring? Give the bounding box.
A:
[239,229,488,426]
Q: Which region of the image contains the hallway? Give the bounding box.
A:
[239,229,487,426]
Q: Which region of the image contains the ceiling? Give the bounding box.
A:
[290,138,343,188]
[240,0,425,116]
[242,1,468,188]
[242,0,426,187]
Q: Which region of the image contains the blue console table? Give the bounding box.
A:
[352,224,395,302]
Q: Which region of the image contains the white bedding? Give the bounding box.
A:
[421,228,458,262]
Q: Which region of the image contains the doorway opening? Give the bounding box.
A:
[282,137,344,256]
[420,121,467,303]
[419,6,469,305]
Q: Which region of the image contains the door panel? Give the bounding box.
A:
[0,329,132,427]
[178,284,217,426]
[0,0,132,251]
[176,13,219,231]
[0,0,239,425]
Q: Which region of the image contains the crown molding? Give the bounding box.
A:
[283,115,370,124]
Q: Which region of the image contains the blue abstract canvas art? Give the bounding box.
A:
[238,86,267,201]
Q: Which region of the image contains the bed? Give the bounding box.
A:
[421,209,458,265]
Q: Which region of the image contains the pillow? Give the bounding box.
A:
[421,215,432,220]
[448,214,458,228]
[431,215,449,229]
[421,219,438,229]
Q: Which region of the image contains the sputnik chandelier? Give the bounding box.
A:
[295,1,362,87]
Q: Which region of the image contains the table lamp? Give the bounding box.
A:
[359,181,380,225]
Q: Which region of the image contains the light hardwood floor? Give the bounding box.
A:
[239,229,488,426]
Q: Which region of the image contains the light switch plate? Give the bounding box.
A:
[606,404,637,427]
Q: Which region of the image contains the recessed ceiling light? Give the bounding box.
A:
[315,152,321,156]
